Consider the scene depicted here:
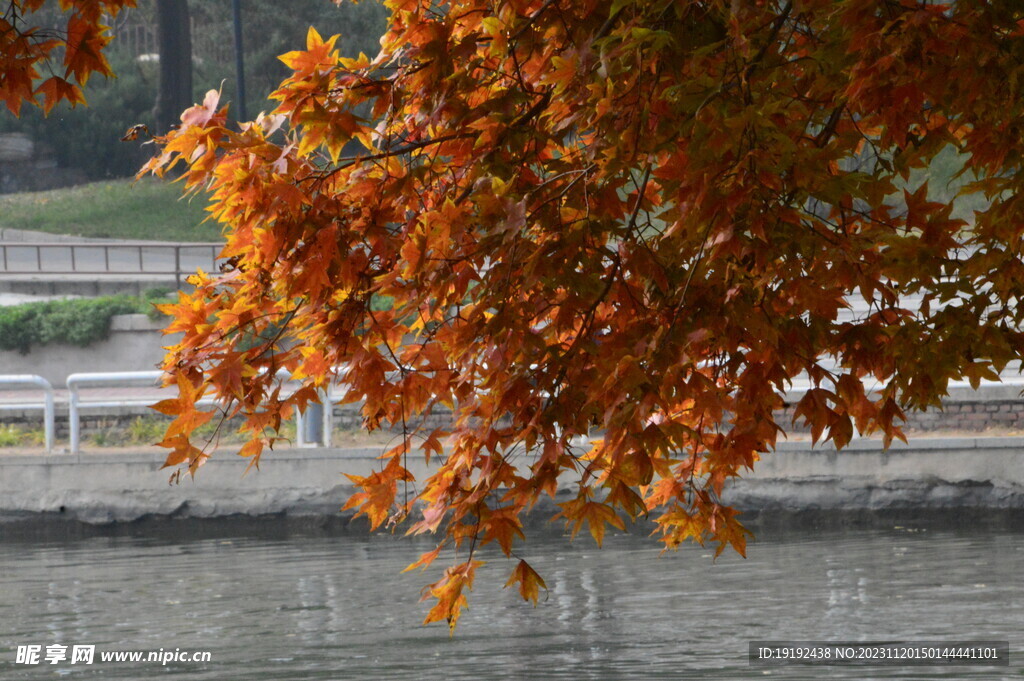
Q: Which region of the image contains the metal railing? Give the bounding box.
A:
[67,371,183,456]
[0,241,223,288]
[0,375,54,452]
[4,369,1024,456]
[66,370,332,455]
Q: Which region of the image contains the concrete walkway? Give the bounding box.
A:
[0,290,81,305]
[0,383,167,407]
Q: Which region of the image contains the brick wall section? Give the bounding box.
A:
[777,400,1024,434]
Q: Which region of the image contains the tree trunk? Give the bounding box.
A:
[154,0,193,134]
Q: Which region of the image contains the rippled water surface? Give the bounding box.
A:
[0,522,1020,680]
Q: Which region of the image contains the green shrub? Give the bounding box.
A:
[35,297,140,348]
[0,425,23,447]
[127,416,169,445]
[0,424,45,447]
[89,429,118,448]
[142,288,177,320]
[0,293,169,354]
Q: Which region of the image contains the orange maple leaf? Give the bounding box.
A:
[504,559,547,605]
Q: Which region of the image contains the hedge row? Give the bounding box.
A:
[0,293,169,354]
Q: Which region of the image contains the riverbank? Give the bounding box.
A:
[1,435,1022,526]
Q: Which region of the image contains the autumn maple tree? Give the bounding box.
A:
[140,0,1024,630]
[0,0,134,114]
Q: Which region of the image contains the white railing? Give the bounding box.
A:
[66,370,332,455]
[4,368,1024,456]
[68,371,179,456]
[0,375,55,452]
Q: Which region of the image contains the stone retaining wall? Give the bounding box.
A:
[0,314,177,387]
[1,436,1021,523]
[777,399,1024,435]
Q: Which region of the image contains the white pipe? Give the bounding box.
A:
[0,375,54,453]
[65,369,316,453]
[320,388,332,447]
[67,371,164,455]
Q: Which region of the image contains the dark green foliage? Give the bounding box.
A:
[142,288,176,320]
[189,0,389,119]
[0,50,156,179]
[0,1,388,181]
[0,295,165,354]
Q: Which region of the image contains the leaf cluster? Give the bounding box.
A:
[0,0,134,116]
[140,0,1024,631]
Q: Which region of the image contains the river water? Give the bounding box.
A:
[0,519,1020,680]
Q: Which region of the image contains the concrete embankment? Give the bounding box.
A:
[725,436,1024,511]
[0,447,419,524]
[1,436,1023,525]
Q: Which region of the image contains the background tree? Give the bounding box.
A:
[113,0,1024,630]
[0,0,387,180]
[153,0,191,134]
[188,0,387,121]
